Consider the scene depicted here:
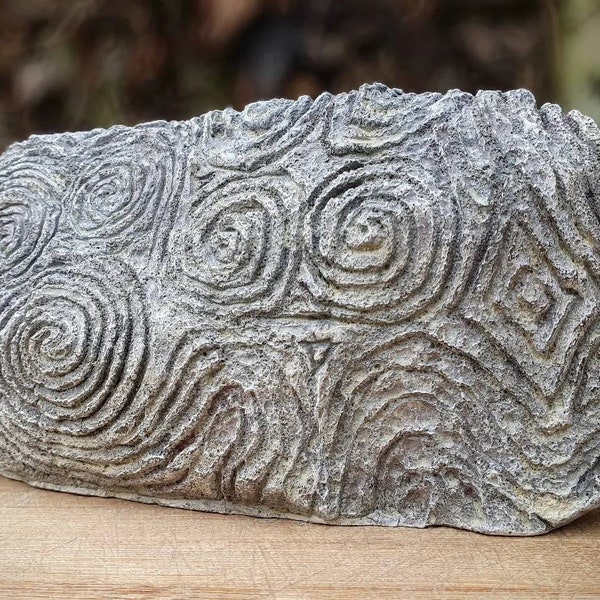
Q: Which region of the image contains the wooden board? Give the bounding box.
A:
[1,476,599,599]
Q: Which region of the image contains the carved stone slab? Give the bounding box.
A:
[1,84,600,535]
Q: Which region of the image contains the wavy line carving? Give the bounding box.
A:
[197,93,329,170]
[141,334,311,507]
[318,334,553,534]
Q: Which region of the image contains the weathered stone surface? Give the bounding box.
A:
[1,84,600,535]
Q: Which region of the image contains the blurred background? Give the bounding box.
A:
[0,0,597,150]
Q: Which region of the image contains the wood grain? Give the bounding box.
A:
[0,476,599,599]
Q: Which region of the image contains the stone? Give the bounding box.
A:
[0,84,600,536]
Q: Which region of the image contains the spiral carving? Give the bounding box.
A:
[65,126,179,251]
[0,258,149,482]
[301,163,458,322]
[0,145,63,285]
[175,175,301,312]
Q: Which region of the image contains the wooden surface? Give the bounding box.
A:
[1,476,599,599]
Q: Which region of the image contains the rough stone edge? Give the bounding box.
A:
[1,467,568,536]
[6,86,597,152]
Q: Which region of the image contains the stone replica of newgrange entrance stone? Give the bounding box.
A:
[1,84,600,535]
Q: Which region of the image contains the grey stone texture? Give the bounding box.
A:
[0,84,600,535]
